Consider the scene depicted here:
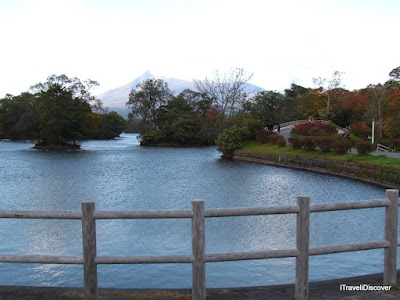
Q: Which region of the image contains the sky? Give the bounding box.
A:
[1,0,399,97]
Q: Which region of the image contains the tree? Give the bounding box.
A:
[194,68,253,117]
[0,93,39,139]
[155,93,216,146]
[336,90,370,126]
[246,91,286,126]
[96,111,127,139]
[30,74,102,110]
[364,84,387,139]
[296,90,325,119]
[385,89,400,140]
[313,71,344,116]
[126,79,173,132]
[37,84,91,146]
[385,66,400,91]
[29,74,102,147]
[215,125,249,158]
[0,74,128,144]
[283,83,309,121]
[389,66,400,81]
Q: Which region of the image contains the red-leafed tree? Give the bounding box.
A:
[385,89,400,140]
[338,91,371,125]
[351,121,371,139]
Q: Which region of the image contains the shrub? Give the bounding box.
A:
[255,130,276,143]
[216,125,250,158]
[140,130,164,145]
[356,141,375,155]
[314,136,336,152]
[294,121,336,136]
[300,136,316,151]
[307,127,332,136]
[272,134,286,147]
[332,140,352,154]
[393,139,400,151]
[289,137,302,149]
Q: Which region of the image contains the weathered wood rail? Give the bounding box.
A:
[0,190,399,300]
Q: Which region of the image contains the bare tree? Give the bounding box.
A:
[126,79,173,131]
[366,83,387,139]
[193,68,253,117]
[313,71,344,116]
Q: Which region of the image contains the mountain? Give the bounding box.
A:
[97,71,195,109]
[97,71,265,117]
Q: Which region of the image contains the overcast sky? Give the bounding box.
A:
[1,0,399,97]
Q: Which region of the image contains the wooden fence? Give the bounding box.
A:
[0,189,399,300]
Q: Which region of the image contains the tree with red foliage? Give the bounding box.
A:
[338,91,371,125]
[385,89,400,140]
[351,121,371,139]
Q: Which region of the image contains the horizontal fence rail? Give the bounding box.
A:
[377,143,394,152]
[0,190,398,300]
[272,119,348,133]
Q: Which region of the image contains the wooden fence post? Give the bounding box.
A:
[82,202,98,300]
[192,200,205,300]
[384,189,398,286]
[295,196,310,300]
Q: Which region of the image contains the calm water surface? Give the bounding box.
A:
[0,134,397,288]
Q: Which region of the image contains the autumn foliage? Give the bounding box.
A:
[293,121,336,136]
[351,121,370,138]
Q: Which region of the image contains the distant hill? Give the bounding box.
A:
[97,71,264,117]
[97,71,195,109]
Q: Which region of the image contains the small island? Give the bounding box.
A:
[0,75,126,150]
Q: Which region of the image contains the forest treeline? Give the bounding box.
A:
[126,67,400,148]
[0,75,126,148]
[2,67,400,150]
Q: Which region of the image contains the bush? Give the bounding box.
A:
[300,136,316,151]
[307,127,332,136]
[393,139,400,151]
[216,125,250,158]
[294,121,336,136]
[255,130,276,143]
[332,140,352,154]
[140,130,164,145]
[356,141,375,155]
[314,136,337,152]
[288,137,302,149]
[271,134,286,147]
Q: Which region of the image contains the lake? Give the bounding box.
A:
[0,133,396,288]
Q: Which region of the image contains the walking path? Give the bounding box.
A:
[0,271,399,299]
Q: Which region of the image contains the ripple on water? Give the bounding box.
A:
[0,134,393,288]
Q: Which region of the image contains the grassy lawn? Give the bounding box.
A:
[241,141,400,169]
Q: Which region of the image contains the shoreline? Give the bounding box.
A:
[234,151,400,189]
[0,271,398,299]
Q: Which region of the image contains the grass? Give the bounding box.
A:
[241,141,400,169]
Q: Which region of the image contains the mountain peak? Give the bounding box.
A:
[138,70,154,80]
